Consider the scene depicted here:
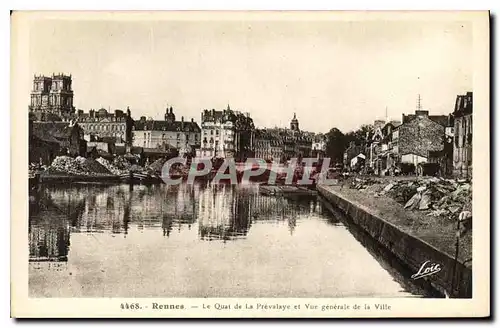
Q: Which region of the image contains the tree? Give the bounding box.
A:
[345,124,374,147]
[325,128,347,164]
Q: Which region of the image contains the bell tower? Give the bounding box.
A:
[164,106,176,123]
[290,113,299,131]
[50,73,74,117]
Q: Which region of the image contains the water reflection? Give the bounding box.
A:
[29,183,327,262]
[29,183,424,298]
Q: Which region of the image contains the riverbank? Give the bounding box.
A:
[317,183,472,298]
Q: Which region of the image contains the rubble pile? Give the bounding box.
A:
[48,156,112,176]
[129,164,148,174]
[96,157,127,175]
[380,177,472,218]
[171,164,191,177]
[75,156,112,175]
[113,156,132,171]
[148,158,193,177]
[148,158,169,175]
[349,177,380,190]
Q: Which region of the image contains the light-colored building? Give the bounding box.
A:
[197,107,236,159]
[132,107,201,155]
[197,105,255,160]
[311,134,326,159]
[76,107,134,145]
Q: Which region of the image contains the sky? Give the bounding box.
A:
[27,16,473,134]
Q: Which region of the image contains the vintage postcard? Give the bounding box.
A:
[11,11,490,318]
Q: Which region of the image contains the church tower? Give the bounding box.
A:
[164,106,176,123]
[290,113,299,131]
[29,73,74,119]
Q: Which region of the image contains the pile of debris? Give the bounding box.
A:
[96,157,128,175]
[148,158,193,177]
[113,156,133,171]
[48,156,112,176]
[380,177,472,218]
[349,177,380,190]
[129,164,148,174]
[148,157,169,175]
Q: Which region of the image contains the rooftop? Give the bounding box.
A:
[134,120,201,133]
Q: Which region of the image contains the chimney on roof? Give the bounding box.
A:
[415,110,429,117]
[181,116,184,129]
[191,118,194,123]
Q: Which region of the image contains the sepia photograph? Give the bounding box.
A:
[10,10,490,318]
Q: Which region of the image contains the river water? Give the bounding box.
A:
[29,182,427,298]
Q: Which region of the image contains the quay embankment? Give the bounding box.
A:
[317,178,472,298]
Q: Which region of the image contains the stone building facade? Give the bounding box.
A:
[253,115,315,163]
[254,129,284,163]
[76,107,134,145]
[132,107,201,156]
[452,92,473,179]
[391,110,446,168]
[29,73,75,120]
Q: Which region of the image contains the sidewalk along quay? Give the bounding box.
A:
[317,176,472,298]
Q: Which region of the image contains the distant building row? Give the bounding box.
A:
[343,92,473,178]
[28,73,324,165]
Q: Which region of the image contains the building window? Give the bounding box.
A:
[177,133,180,139]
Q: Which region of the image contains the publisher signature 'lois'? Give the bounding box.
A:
[411,260,442,280]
